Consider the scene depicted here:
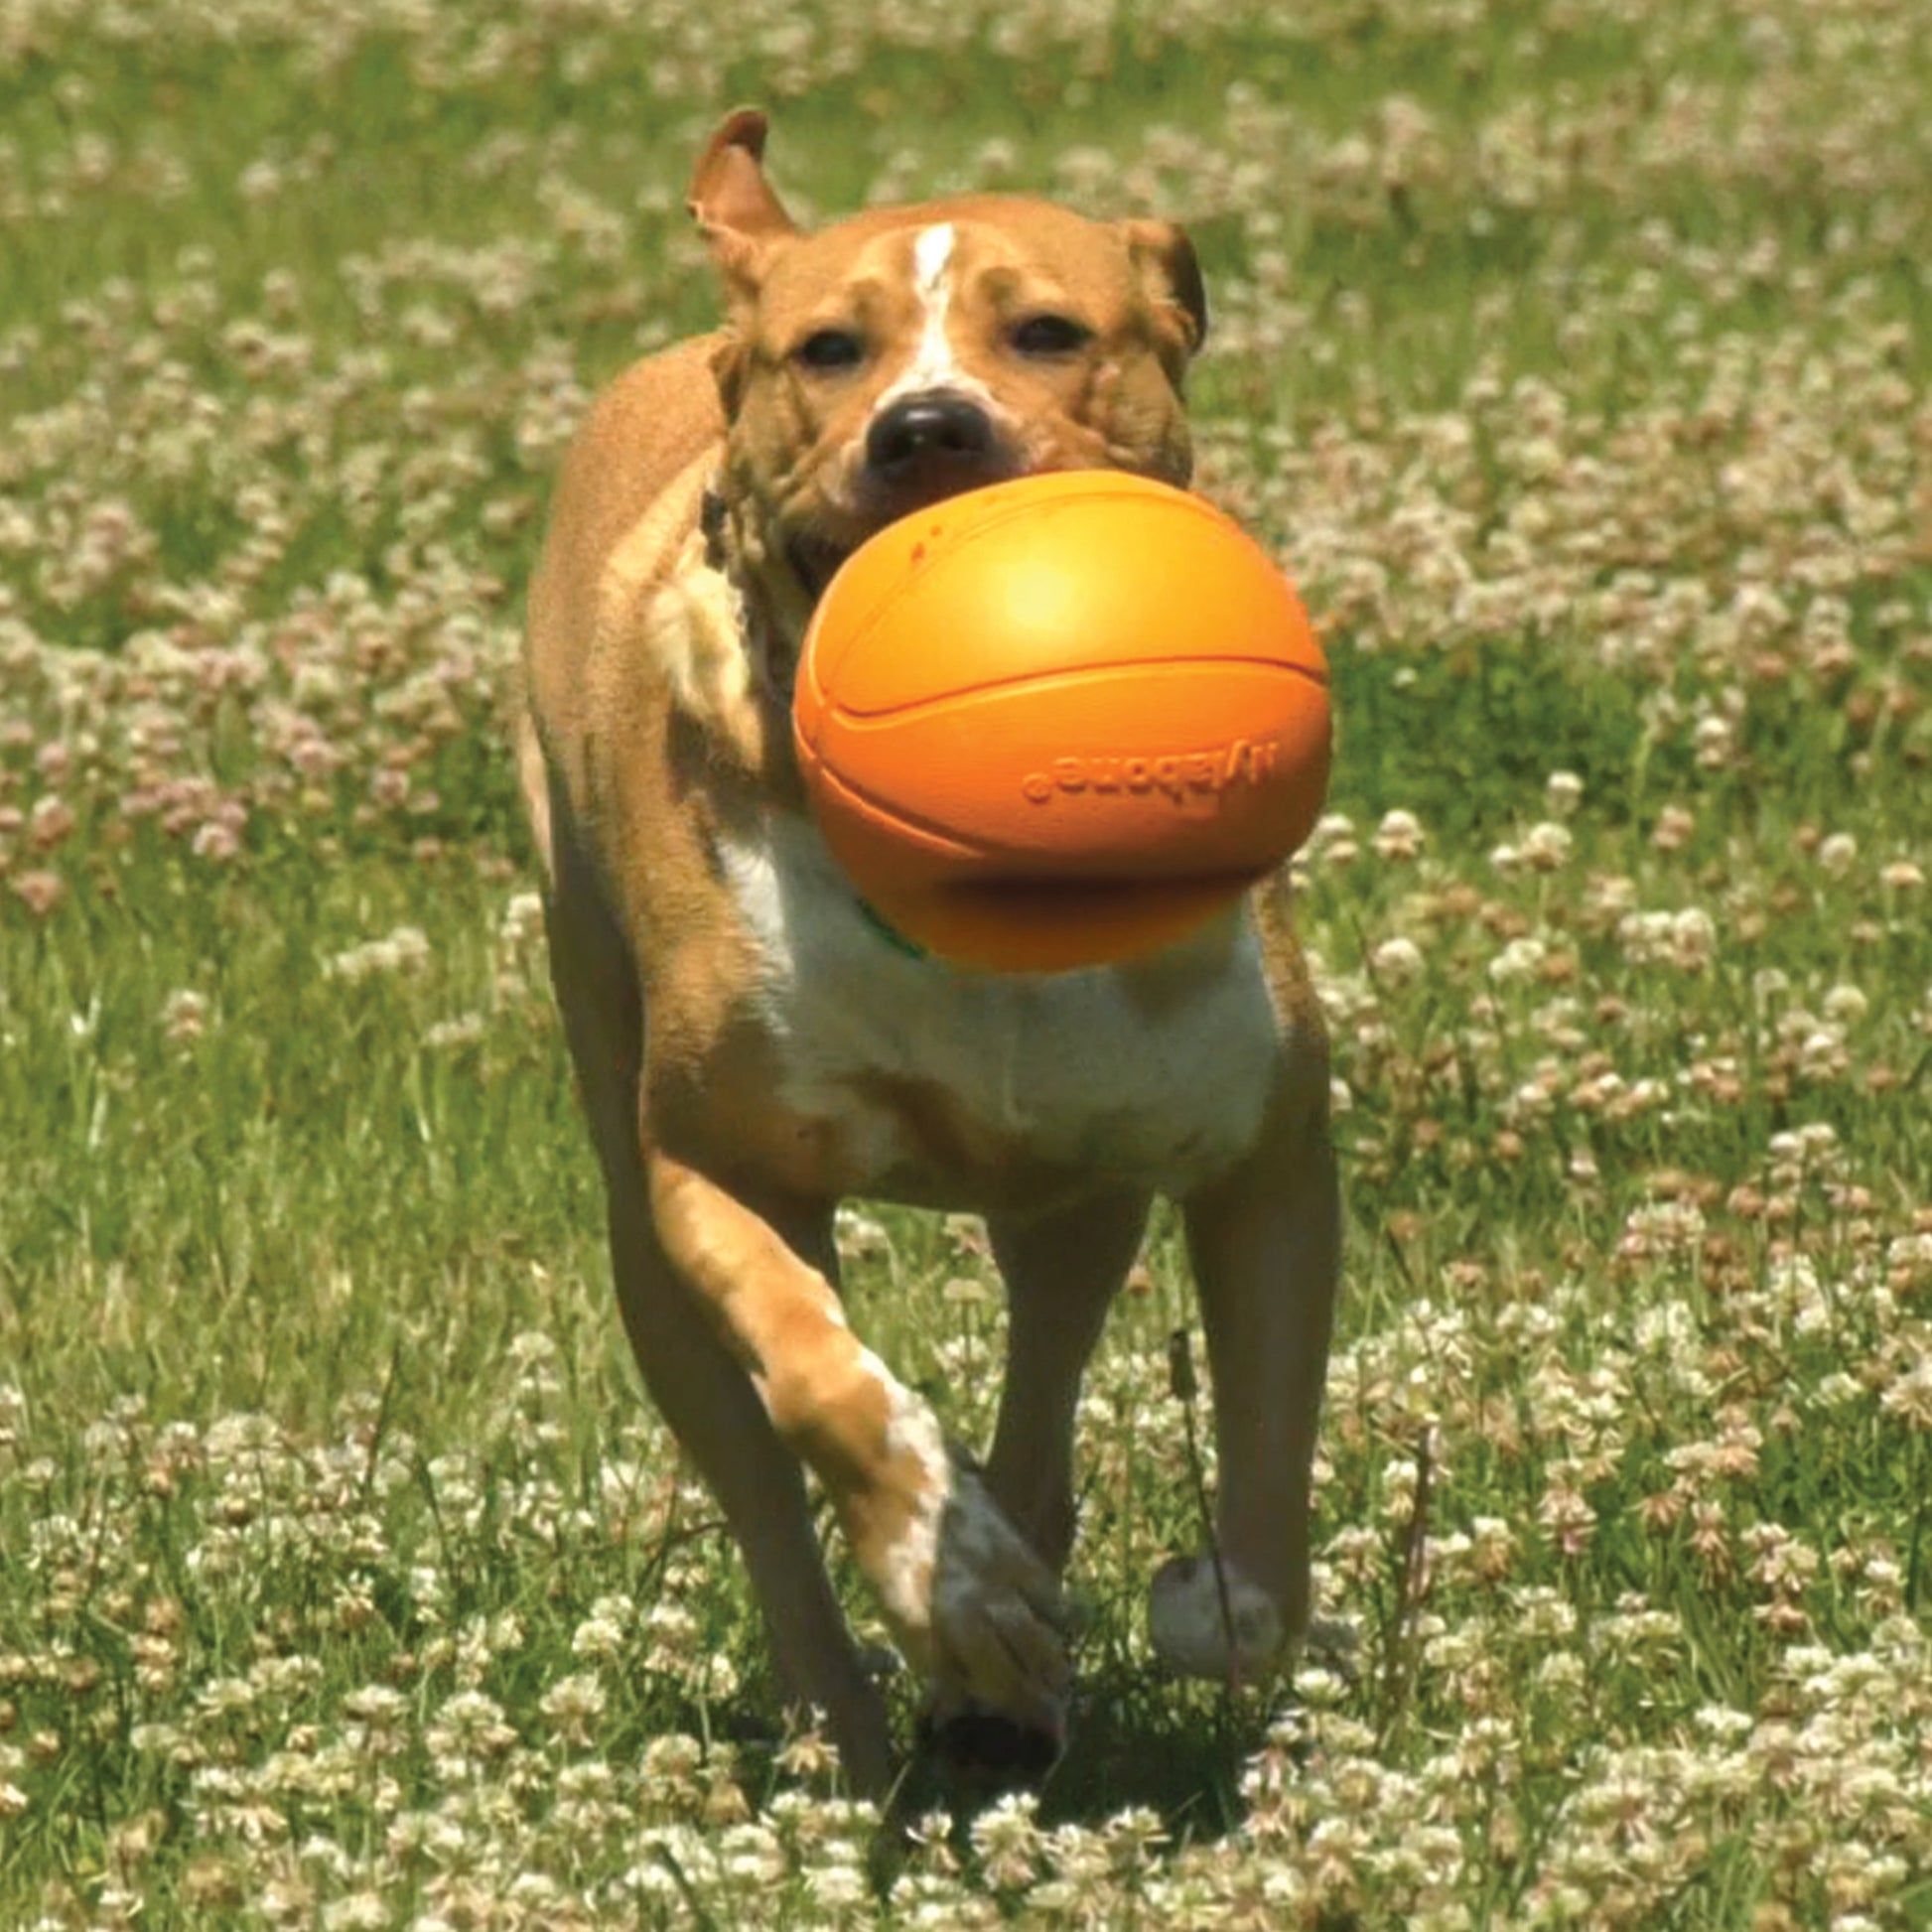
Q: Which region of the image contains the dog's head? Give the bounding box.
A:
[688,110,1208,650]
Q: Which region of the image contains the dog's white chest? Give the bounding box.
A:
[723,820,1280,1195]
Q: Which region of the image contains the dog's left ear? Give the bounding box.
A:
[688,109,799,303]
[1123,219,1209,379]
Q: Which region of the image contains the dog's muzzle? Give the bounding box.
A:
[867,389,997,473]
[862,388,1016,513]
[784,390,1021,602]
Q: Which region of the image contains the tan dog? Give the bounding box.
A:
[518,110,1338,1795]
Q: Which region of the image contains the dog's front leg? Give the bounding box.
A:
[646,1152,1074,1760]
[1154,1085,1340,1683]
[901,1188,1148,1786]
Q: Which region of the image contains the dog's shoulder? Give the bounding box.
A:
[550,333,729,563]
[524,333,786,816]
[525,335,730,716]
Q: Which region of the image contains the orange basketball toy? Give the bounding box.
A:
[791,471,1330,973]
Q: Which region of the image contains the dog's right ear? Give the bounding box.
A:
[687,109,798,303]
[1123,218,1209,383]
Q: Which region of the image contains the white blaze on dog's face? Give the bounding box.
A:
[879,221,974,406]
[687,116,1208,643]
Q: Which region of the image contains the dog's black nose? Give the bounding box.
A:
[865,391,997,477]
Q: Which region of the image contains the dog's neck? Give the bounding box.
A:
[702,482,808,711]
[689,479,821,825]
[702,482,941,959]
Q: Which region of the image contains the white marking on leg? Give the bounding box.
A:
[857,1346,952,1632]
[857,1346,1070,1739]
[1148,1555,1286,1681]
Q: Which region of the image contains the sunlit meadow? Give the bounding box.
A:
[3,1,1931,1925]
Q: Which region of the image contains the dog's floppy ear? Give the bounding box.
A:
[687,109,798,300]
[1123,218,1209,379]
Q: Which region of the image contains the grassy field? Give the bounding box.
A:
[3,0,1931,1924]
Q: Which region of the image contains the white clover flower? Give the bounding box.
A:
[1545,769,1584,816]
[1631,1300,1699,1352]
[1796,1024,1849,1082]
[971,1791,1042,1890]
[1518,821,1572,871]
[506,1329,560,1373]
[1310,811,1361,867]
[1370,935,1427,985]
[322,1893,394,1932]
[643,1601,700,1677]
[1693,713,1734,767]
[540,1671,608,1746]
[1886,1232,1932,1278]
[1652,804,1697,851]
[159,987,210,1042]
[1878,1350,1932,1430]
[833,1205,893,1260]
[572,1613,628,1664]
[28,794,73,848]
[719,1821,784,1884]
[1292,1660,1355,1708]
[324,924,433,983]
[1617,907,1717,971]
[499,890,545,944]
[1373,808,1426,859]
[1670,908,1719,970]
[807,1864,869,1909]
[1533,1651,1587,1695]
[1817,831,1859,876]
[196,1676,262,1722]
[342,1684,407,1737]
[429,1689,515,1762]
[1488,936,1547,985]
[1821,983,1868,1023]
[422,1013,484,1048]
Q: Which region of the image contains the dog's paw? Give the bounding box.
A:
[914,1695,1063,1797]
[1147,1554,1288,1684]
[848,1390,1070,1751]
[921,1458,1072,1744]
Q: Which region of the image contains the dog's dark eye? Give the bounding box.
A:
[793,328,867,372]
[1009,313,1093,357]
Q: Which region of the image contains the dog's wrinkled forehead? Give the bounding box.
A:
[686,110,1206,379]
[747,203,1148,346]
